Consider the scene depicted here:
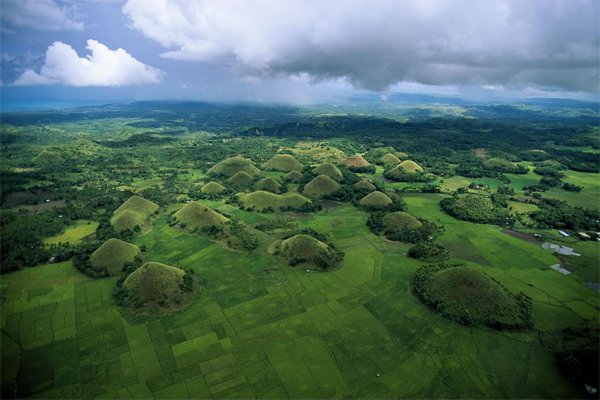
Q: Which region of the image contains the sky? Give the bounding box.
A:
[1,0,599,108]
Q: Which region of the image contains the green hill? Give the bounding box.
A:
[412,264,532,329]
[383,212,423,231]
[483,158,526,173]
[353,180,376,191]
[303,175,341,198]
[173,201,229,231]
[343,154,369,167]
[208,155,260,177]
[380,153,401,166]
[111,196,159,232]
[277,234,332,264]
[239,191,311,211]
[263,154,303,171]
[302,146,346,162]
[284,170,303,183]
[255,177,282,193]
[312,162,343,180]
[33,149,63,165]
[201,181,227,194]
[398,160,424,173]
[359,191,393,208]
[441,194,510,224]
[228,171,255,187]
[122,262,196,314]
[89,238,140,276]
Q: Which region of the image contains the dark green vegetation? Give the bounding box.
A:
[441,194,511,225]
[1,100,598,399]
[411,264,533,329]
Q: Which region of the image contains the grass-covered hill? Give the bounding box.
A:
[298,145,346,162]
[275,233,343,269]
[441,194,510,225]
[228,171,255,187]
[312,162,343,180]
[411,264,532,329]
[255,177,282,193]
[380,153,401,166]
[201,181,227,194]
[238,191,311,212]
[384,160,429,182]
[120,262,196,315]
[397,160,424,173]
[483,158,528,174]
[359,191,393,208]
[303,174,341,198]
[89,238,140,276]
[32,149,63,165]
[208,155,260,177]
[343,154,369,167]
[383,211,423,231]
[173,201,229,231]
[353,180,376,191]
[284,170,303,183]
[263,154,303,172]
[111,195,159,232]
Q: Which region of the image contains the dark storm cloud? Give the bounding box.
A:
[123,0,599,92]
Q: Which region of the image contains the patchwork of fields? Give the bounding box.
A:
[2,198,596,398]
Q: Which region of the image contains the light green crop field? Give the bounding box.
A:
[544,170,600,211]
[2,195,597,398]
[43,220,99,245]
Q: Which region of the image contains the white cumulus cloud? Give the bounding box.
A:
[13,39,164,87]
[122,0,599,92]
[1,0,84,31]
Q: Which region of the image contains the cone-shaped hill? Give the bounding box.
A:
[173,201,229,231]
[228,171,254,187]
[255,177,282,193]
[111,196,159,232]
[383,212,423,231]
[359,191,393,208]
[398,160,424,173]
[353,180,376,191]
[33,149,63,165]
[303,175,341,198]
[208,155,260,178]
[238,191,311,211]
[284,170,303,183]
[343,154,369,167]
[411,264,532,329]
[381,153,401,166]
[201,181,227,194]
[89,238,140,276]
[312,162,343,180]
[263,154,303,172]
[276,234,342,269]
[121,262,197,315]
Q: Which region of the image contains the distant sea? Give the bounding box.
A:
[0,99,117,113]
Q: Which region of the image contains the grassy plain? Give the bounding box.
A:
[43,220,99,245]
[2,200,594,398]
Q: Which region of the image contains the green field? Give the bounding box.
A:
[43,220,99,245]
[2,198,596,398]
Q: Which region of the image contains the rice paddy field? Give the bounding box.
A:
[2,195,597,399]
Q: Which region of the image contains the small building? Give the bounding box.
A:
[578,232,591,240]
[558,230,570,237]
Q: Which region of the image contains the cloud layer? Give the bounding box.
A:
[1,0,84,31]
[14,40,163,87]
[123,0,599,92]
